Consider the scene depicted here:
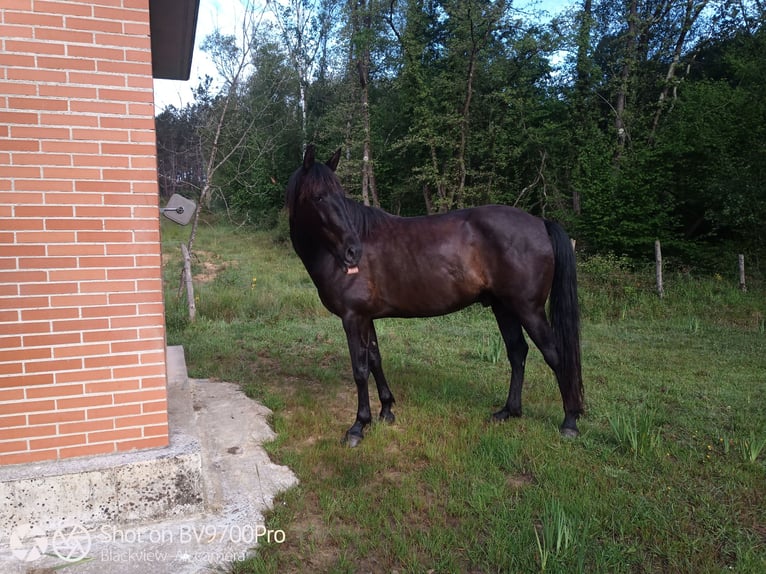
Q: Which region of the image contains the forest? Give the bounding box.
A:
[155,0,766,270]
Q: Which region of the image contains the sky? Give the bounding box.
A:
[152,0,576,113]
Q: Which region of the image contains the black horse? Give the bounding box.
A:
[286,146,584,447]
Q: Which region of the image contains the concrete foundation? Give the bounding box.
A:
[0,346,298,573]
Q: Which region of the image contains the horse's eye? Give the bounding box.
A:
[314,195,324,203]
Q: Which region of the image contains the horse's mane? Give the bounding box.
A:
[286,162,391,240]
[342,197,390,239]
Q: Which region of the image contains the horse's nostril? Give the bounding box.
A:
[346,245,359,262]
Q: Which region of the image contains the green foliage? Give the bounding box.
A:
[156,1,766,267]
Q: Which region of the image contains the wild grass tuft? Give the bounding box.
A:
[607,412,663,458]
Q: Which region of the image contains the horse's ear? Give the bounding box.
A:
[326,148,341,172]
[302,144,316,171]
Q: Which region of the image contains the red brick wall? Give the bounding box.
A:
[0,0,169,465]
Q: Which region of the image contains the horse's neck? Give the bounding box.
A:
[290,226,332,275]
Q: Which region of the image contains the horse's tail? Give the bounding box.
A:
[544,220,584,415]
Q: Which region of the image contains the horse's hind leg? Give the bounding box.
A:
[369,321,396,423]
[518,309,580,436]
[491,303,528,421]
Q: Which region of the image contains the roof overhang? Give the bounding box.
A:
[150,0,201,80]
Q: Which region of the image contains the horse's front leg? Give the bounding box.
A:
[369,321,395,424]
[341,315,372,447]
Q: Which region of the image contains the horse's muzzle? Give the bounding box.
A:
[342,239,362,275]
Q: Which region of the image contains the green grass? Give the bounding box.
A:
[163,219,766,573]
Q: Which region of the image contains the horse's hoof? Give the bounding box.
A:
[492,408,521,422]
[560,427,580,439]
[379,411,395,424]
[342,432,364,448]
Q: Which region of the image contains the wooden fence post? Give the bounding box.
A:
[181,243,197,321]
[738,254,747,292]
[655,240,664,299]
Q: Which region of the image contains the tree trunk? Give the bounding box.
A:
[615,0,638,156]
[649,0,708,142]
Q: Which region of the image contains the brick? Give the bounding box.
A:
[56,394,111,410]
[95,34,149,50]
[68,71,125,88]
[0,138,39,152]
[48,270,106,283]
[115,412,167,428]
[0,338,21,349]
[90,427,145,444]
[59,418,113,435]
[8,96,68,112]
[10,125,70,140]
[85,379,140,394]
[52,318,109,333]
[99,88,152,104]
[110,339,157,354]
[43,167,101,180]
[44,217,104,231]
[77,229,139,245]
[116,435,167,452]
[19,282,77,296]
[4,38,65,55]
[25,358,83,374]
[0,441,30,455]
[41,140,99,154]
[29,410,84,425]
[0,347,50,364]
[8,68,68,83]
[0,373,54,388]
[81,305,137,318]
[0,217,44,230]
[0,415,27,428]
[33,1,93,17]
[141,399,168,414]
[24,333,80,347]
[45,243,104,256]
[55,368,110,384]
[79,281,136,294]
[15,231,75,244]
[0,321,51,336]
[68,17,122,33]
[114,387,165,403]
[82,328,138,343]
[46,190,102,203]
[19,256,77,269]
[51,292,108,307]
[30,433,86,450]
[20,307,78,322]
[0,450,57,465]
[26,384,85,399]
[14,179,72,192]
[83,353,138,369]
[73,154,130,168]
[0,389,25,403]
[0,399,55,416]
[0,295,48,310]
[40,108,99,125]
[0,425,56,441]
[110,315,160,329]
[142,424,168,437]
[87,403,140,420]
[67,44,123,61]
[69,100,126,116]
[59,442,115,459]
[34,25,94,43]
[54,343,110,359]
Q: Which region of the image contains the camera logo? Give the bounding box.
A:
[9,522,91,563]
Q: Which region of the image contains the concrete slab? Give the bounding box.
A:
[0,346,298,573]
